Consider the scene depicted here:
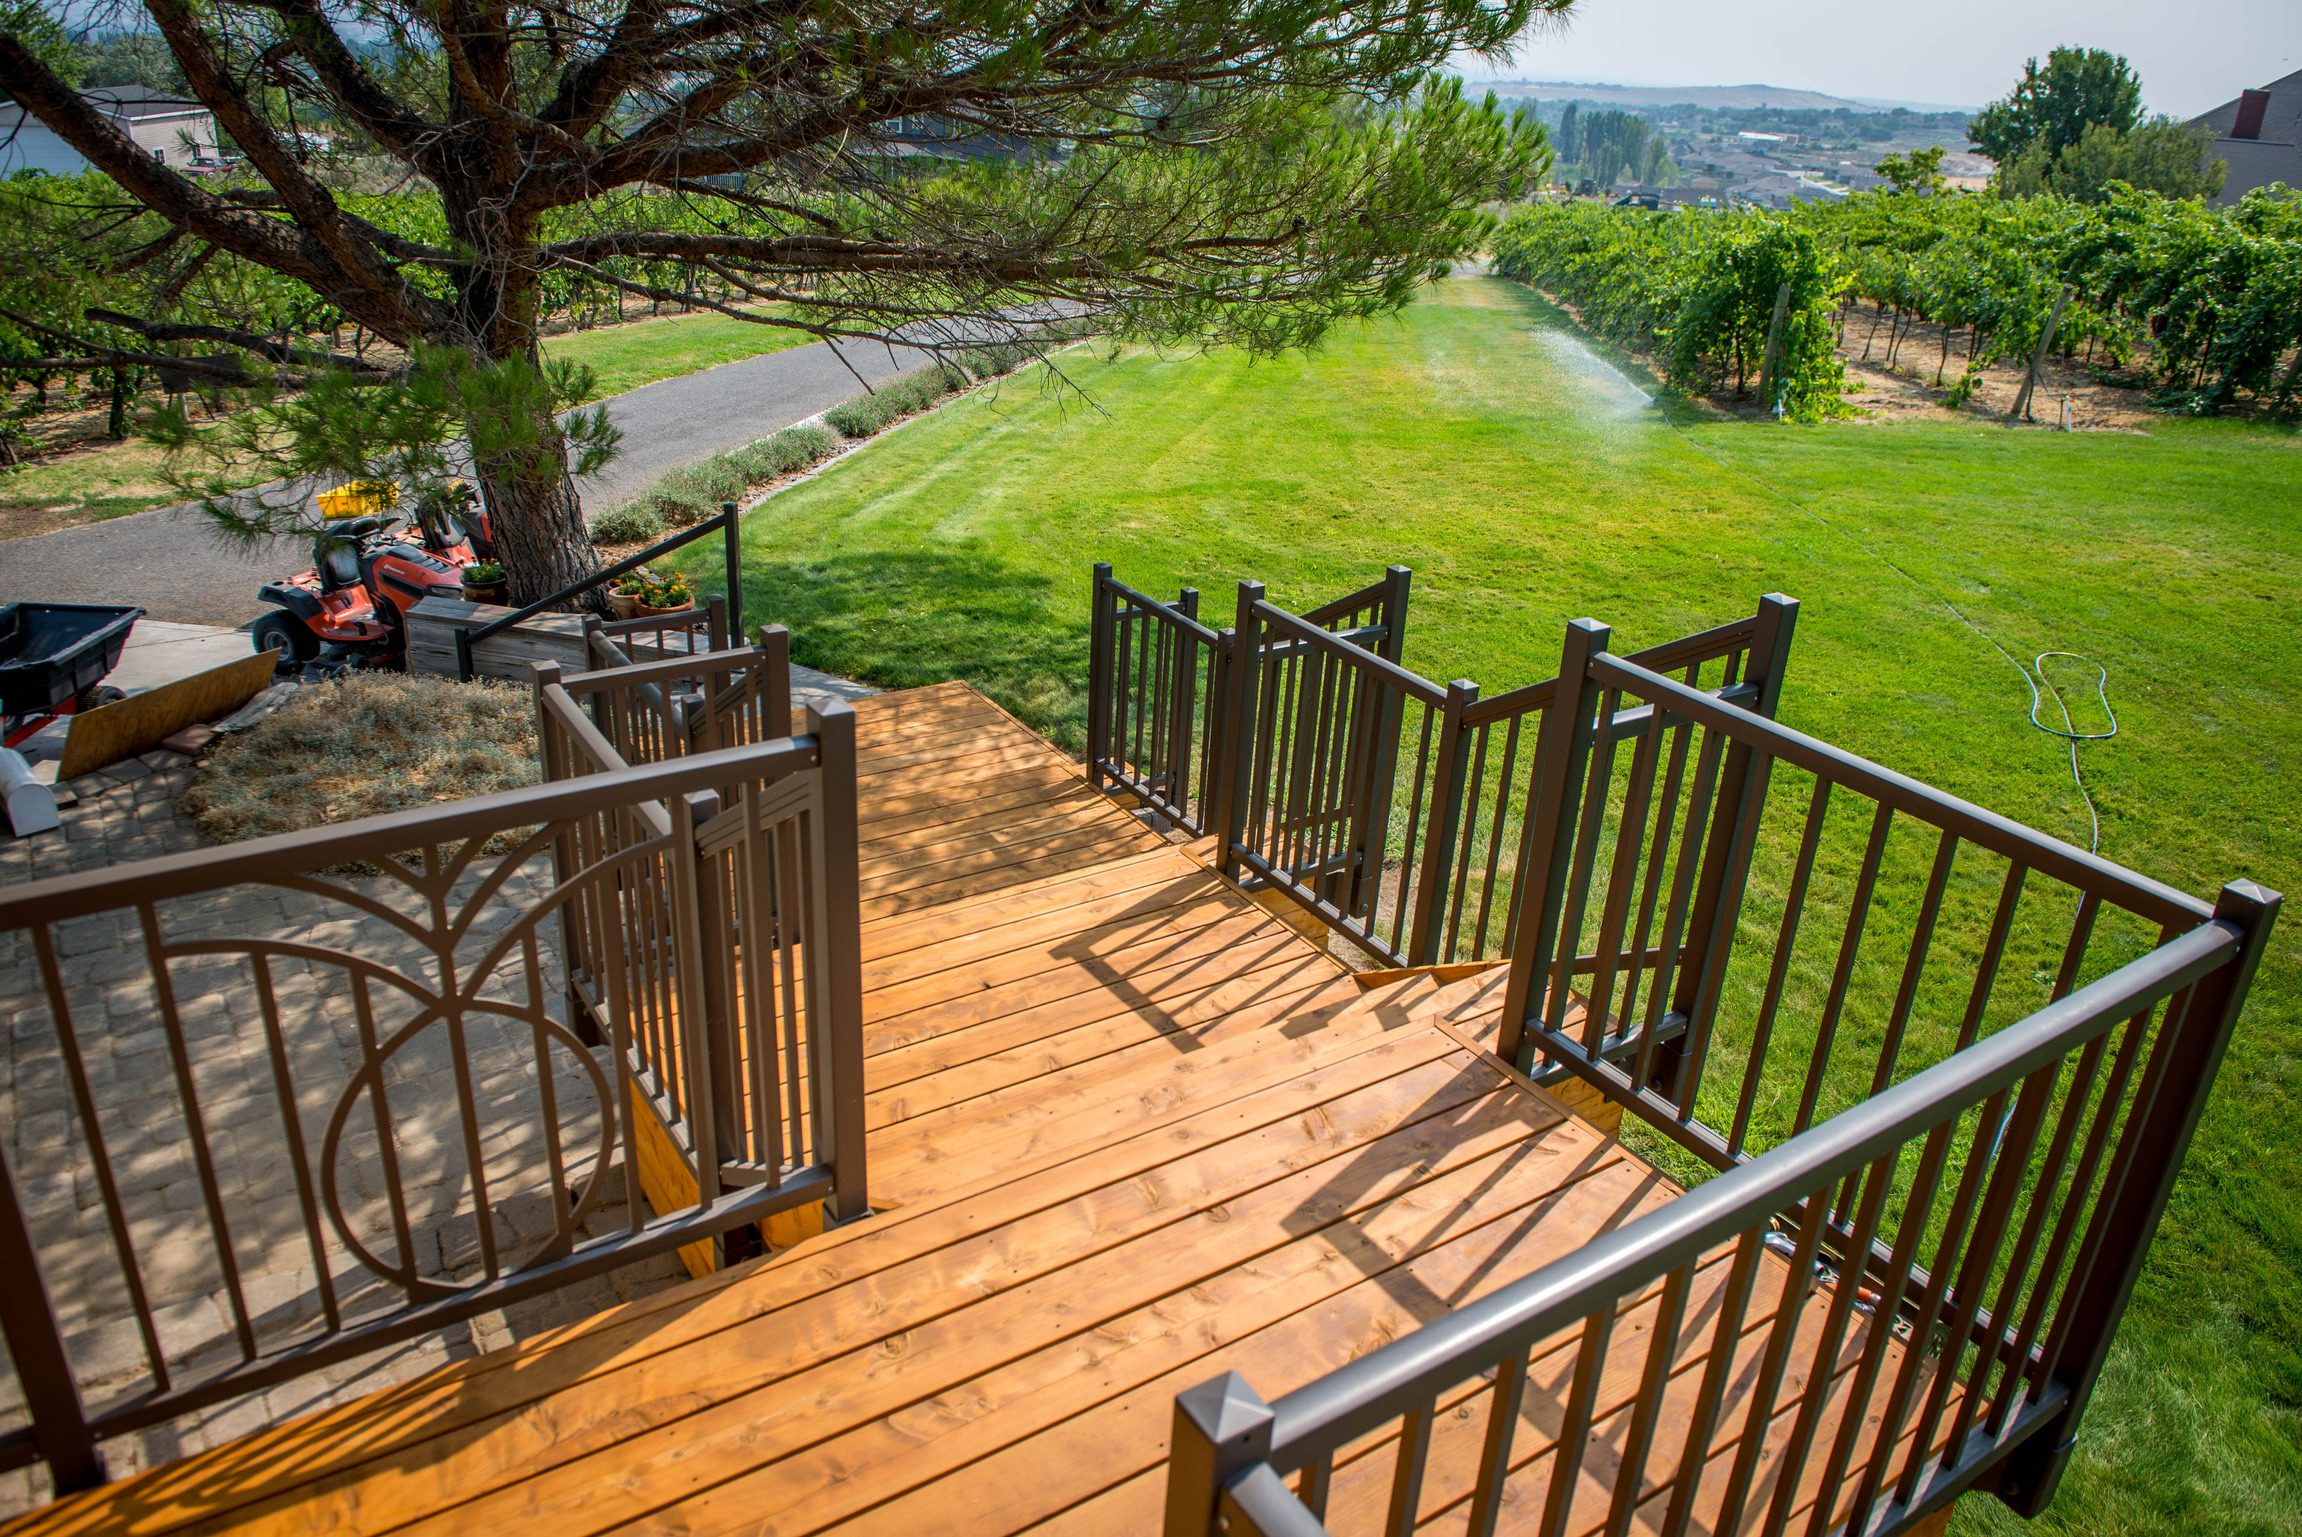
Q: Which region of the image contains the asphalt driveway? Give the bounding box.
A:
[0,335,935,627]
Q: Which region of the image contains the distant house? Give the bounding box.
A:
[2189,69,2302,206]
[0,85,222,176]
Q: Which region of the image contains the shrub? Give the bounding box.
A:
[590,499,666,544]
[780,423,839,462]
[825,394,895,438]
[728,424,837,481]
[965,344,1022,378]
[659,458,744,515]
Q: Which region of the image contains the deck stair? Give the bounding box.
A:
[2,682,1907,1537]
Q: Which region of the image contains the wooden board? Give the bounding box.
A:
[56,649,275,780]
[404,595,590,683]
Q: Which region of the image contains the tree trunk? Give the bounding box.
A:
[477,440,604,611]
[106,368,131,440]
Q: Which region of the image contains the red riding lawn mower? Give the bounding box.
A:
[252,480,501,671]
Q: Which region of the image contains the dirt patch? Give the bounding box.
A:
[1835,303,2160,431]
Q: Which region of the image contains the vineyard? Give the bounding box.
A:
[1490,185,2302,420]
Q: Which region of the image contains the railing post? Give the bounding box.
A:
[1651,593,1799,1104]
[807,699,871,1225]
[454,622,475,683]
[532,660,602,1047]
[666,790,724,1238]
[0,1145,104,1494]
[759,623,793,741]
[1086,563,1114,789]
[1214,582,1267,880]
[1406,679,1481,966]
[704,592,729,654]
[1993,878,2280,1516]
[720,503,744,648]
[1163,1371,1277,1537]
[1375,564,1412,663]
[1497,618,1610,1073]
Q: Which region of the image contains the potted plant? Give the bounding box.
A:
[635,572,695,618]
[610,569,650,620]
[461,559,508,606]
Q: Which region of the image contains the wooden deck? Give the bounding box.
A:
[6,683,1926,1537]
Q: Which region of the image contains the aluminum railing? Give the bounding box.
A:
[1088,564,1786,971]
[0,648,864,1496]
[1162,613,2276,1537]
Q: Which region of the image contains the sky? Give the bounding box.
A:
[1455,0,2300,117]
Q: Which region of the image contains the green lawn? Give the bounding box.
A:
[545,304,811,400]
[0,306,813,536]
[700,276,2302,1535]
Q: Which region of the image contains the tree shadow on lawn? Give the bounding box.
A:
[740,543,1091,749]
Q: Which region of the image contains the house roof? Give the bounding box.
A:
[78,84,210,120]
[0,85,210,140]
[2189,68,2302,204]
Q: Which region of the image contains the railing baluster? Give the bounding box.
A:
[1712,1190,1831,1534]
[0,1139,103,1492]
[1659,1231,1767,1537]
[1820,1116,1961,1532]
[1605,1263,1692,1537]
[1384,1397,1435,1537]
[1554,685,1622,1057]
[1618,708,1695,1051]
[1761,1150,1896,1537]
[1792,803,1893,1142]
[1988,992,2155,1433]
[30,927,167,1388]
[1469,715,1523,959]
[134,901,259,1360]
[1466,1349,1530,1537]
[1585,701,1666,1055]
[248,954,342,1333]
[1407,680,1480,965]
[1537,1303,1616,1537]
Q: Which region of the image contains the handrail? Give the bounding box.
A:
[1104,572,1224,646]
[1263,918,2238,1467]
[1456,615,1761,728]
[454,501,744,680]
[1591,652,2209,930]
[1299,570,1403,629]
[1250,598,1450,709]
[0,737,808,925]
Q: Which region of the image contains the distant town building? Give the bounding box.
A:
[2189,69,2302,206]
[0,85,222,176]
[1613,186,1722,211]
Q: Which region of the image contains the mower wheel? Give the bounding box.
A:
[74,684,126,711]
[252,611,319,667]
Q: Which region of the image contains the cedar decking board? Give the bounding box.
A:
[6,682,1924,1537]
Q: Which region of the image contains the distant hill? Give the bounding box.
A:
[1468,80,1911,113]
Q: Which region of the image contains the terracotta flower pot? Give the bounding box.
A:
[635,600,691,619]
[463,581,508,606]
[609,592,642,620]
